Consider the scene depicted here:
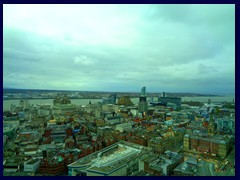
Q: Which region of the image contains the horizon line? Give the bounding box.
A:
[3,87,235,96]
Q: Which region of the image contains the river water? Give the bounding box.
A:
[3,95,235,111]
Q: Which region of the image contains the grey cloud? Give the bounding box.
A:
[3,4,235,94]
[147,4,194,23]
[198,64,218,74]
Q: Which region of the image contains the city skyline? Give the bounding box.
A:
[3,4,235,94]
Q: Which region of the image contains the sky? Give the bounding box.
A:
[3,4,235,94]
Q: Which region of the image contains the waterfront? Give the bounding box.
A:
[3,96,235,111]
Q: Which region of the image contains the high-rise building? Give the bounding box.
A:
[139,86,147,102]
[141,86,146,96]
[162,92,166,97]
[138,86,148,113]
[158,92,181,110]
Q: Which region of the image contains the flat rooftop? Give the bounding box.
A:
[93,144,140,168]
[27,159,40,165]
[69,141,152,174]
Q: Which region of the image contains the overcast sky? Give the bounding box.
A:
[3,4,235,94]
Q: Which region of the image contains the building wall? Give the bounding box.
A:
[86,171,104,176]
[158,97,181,109]
[102,104,119,112]
[24,160,41,172]
[109,166,127,176]
[96,119,105,126]
[144,162,162,176]
[149,135,184,155]
[68,141,153,176]
[138,101,148,113]
[117,96,133,106]
[116,123,132,133]
[184,135,231,158]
